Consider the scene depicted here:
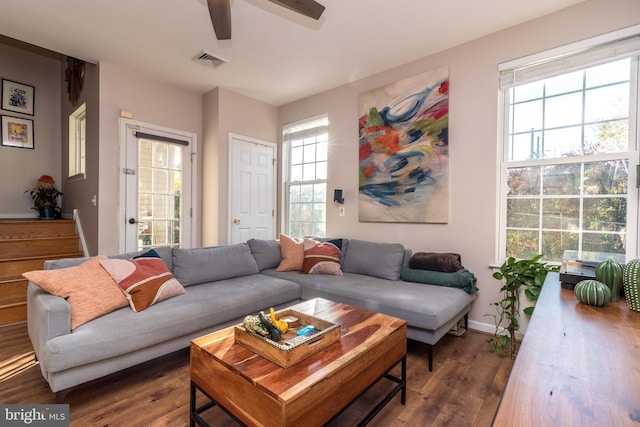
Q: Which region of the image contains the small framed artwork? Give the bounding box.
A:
[1,115,34,149]
[2,79,35,116]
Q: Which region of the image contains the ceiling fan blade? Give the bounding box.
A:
[207,0,231,40]
[267,0,325,20]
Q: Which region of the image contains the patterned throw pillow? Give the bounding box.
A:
[100,249,185,312]
[276,234,304,271]
[23,255,128,330]
[300,238,343,275]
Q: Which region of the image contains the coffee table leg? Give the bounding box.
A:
[189,381,196,427]
[401,355,406,405]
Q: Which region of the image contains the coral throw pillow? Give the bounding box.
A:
[23,255,128,330]
[100,249,185,312]
[300,238,343,275]
[276,234,304,271]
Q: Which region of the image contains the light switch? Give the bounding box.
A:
[339,207,345,217]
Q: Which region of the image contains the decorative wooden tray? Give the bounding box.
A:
[234,308,340,368]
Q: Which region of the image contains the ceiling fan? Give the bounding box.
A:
[206,0,325,40]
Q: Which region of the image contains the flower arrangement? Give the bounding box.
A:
[25,175,64,207]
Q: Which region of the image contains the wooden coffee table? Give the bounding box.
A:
[190,298,407,426]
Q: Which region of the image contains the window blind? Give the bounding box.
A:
[499,33,640,88]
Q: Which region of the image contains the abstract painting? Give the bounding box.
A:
[358,67,449,223]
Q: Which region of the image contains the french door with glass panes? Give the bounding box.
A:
[122,120,193,252]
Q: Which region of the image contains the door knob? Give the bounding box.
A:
[128,218,137,224]
[233,218,240,224]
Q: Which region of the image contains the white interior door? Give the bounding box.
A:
[229,134,276,244]
[122,120,194,252]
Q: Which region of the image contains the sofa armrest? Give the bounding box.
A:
[27,283,71,358]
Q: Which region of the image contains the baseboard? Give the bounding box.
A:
[0,213,38,219]
[468,319,524,341]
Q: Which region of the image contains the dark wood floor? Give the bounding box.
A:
[0,322,513,426]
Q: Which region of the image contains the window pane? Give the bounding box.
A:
[302,163,316,181]
[543,126,582,157]
[513,100,543,133]
[545,92,583,128]
[510,131,543,161]
[506,230,539,259]
[290,165,303,182]
[543,164,580,195]
[583,160,628,195]
[541,231,578,261]
[513,81,543,103]
[585,83,629,122]
[582,232,625,254]
[542,198,579,229]
[300,184,313,202]
[585,58,630,88]
[508,167,540,196]
[303,143,316,163]
[546,70,583,96]
[584,120,628,154]
[583,197,626,232]
[507,199,539,228]
[291,146,303,165]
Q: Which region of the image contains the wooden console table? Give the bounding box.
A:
[493,273,640,426]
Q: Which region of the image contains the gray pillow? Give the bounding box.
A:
[172,243,259,286]
[343,239,405,280]
[247,239,281,270]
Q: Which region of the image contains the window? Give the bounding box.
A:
[498,32,640,263]
[283,115,329,238]
[68,103,86,179]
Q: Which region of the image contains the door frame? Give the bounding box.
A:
[119,118,198,253]
[227,133,277,244]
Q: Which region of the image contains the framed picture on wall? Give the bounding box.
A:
[2,79,35,116]
[1,115,34,149]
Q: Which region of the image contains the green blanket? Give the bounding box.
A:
[401,267,479,294]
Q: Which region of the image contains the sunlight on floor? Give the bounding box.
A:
[0,351,37,383]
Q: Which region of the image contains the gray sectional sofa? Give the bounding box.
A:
[27,238,476,403]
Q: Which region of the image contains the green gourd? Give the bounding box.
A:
[574,280,611,307]
[595,259,623,302]
[622,259,640,312]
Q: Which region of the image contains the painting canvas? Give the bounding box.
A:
[358,67,449,223]
[1,115,34,149]
[2,79,35,116]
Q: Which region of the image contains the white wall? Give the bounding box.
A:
[278,0,640,333]
[0,42,62,217]
[202,87,278,246]
[98,63,203,255]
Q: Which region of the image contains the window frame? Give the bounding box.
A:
[282,114,329,239]
[68,102,86,182]
[496,29,640,264]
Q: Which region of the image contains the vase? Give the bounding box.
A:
[595,259,623,302]
[574,280,611,307]
[622,259,640,312]
[36,206,58,220]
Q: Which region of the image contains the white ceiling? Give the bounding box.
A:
[0,0,585,106]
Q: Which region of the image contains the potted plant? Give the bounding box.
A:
[25,175,63,220]
[486,254,559,359]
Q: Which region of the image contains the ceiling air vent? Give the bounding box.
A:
[192,50,228,69]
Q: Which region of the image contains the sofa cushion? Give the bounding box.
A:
[343,239,405,280]
[23,255,128,330]
[247,238,281,270]
[401,267,478,294]
[172,243,259,286]
[111,246,174,271]
[300,238,343,275]
[276,234,304,272]
[408,252,463,273]
[100,249,186,312]
[41,274,302,373]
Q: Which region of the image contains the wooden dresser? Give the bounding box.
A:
[493,272,640,426]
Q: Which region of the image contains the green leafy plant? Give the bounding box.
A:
[25,175,63,207]
[486,254,559,359]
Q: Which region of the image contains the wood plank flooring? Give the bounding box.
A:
[0,322,513,426]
